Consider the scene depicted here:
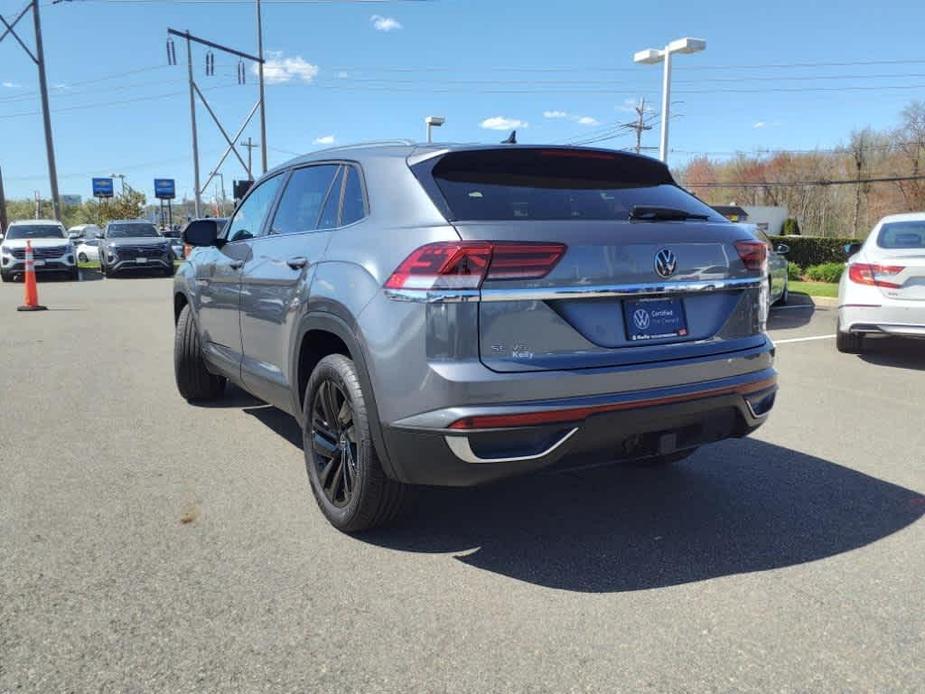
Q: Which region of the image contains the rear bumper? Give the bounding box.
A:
[839,303,925,337]
[383,368,777,486]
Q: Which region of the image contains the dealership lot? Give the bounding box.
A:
[0,278,922,692]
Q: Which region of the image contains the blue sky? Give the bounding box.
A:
[2,0,925,201]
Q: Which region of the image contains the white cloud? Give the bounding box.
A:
[480,116,528,131]
[543,110,600,126]
[370,15,402,32]
[255,53,319,85]
[1,81,20,89]
[753,121,766,129]
[337,71,350,79]
[313,135,335,145]
[543,110,568,119]
[576,115,600,126]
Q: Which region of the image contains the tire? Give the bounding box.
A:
[100,262,110,278]
[779,279,789,305]
[633,448,697,467]
[303,354,410,533]
[78,252,88,263]
[163,265,175,277]
[836,320,864,354]
[70,268,79,282]
[0,271,10,283]
[174,304,226,401]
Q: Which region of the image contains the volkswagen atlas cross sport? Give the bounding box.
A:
[173,143,777,532]
[837,212,925,353]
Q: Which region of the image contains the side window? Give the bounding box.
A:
[223,173,283,242]
[317,166,345,231]
[271,165,340,235]
[341,166,367,226]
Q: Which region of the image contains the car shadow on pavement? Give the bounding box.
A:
[767,298,819,330]
[858,337,925,371]
[360,439,924,593]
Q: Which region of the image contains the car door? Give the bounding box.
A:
[239,163,343,410]
[195,173,284,379]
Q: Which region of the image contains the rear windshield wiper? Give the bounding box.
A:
[629,205,710,222]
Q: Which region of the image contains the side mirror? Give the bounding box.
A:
[775,243,790,255]
[844,242,862,257]
[183,220,219,248]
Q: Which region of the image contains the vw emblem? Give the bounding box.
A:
[654,249,678,278]
[632,309,651,331]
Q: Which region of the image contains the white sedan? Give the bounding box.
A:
[75,238,100,263]
[837,212,925,352]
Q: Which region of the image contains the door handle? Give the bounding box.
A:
[287,256,309,270]
[229,260,244,270]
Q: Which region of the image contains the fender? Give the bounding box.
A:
[290,311,399,481]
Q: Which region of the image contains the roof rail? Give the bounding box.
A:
[307,139,418,156]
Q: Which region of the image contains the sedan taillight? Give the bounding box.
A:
[848,263,905,289]
[734,240,768,271]
[384,242,566,291]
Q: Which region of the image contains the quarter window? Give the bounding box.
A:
[271,165,340,235]
[223,173,284,242]
[317,166,345,231]
[341,166,366,226]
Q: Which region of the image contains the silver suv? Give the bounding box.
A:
[1,219,77,282]
[173,143,777,532]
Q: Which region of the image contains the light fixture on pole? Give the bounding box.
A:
[425,116,445,144]
[633,37,705,163]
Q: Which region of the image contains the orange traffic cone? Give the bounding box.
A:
[17,240,47,312]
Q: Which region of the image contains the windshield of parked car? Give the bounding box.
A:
[878,221,925,249]
[427,148,724,222]
[5,224,65,240]
[107,223,160,239]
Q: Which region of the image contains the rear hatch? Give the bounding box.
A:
[410,147,767,372]
[865,221,925,301]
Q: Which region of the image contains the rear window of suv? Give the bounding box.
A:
[423,148,723,222]
[878,221,925,249]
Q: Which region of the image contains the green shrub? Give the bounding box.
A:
[804,262,844,283]
[787,261,803,281]
[781,218,801,236]
[770,235,856,267]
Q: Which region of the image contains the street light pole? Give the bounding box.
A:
[31,0,60,221]
[425,116,445,144]
[634,37,706,164]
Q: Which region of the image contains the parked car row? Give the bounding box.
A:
[0,218,228,281]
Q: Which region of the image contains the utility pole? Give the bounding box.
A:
[185,32,202,218]
[0,165,8,233]
[1,0,61,220]
[256,0,268,174]
[240,137,258,180]
[628,98,653,155]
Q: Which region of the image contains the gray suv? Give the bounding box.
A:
[99,220,174,278]
[173,143,777,532]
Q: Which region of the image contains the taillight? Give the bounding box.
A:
[384,241,565,291]
[734,240,768,271]
[848,263,905,289]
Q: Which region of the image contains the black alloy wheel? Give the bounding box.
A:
[309,379,358,508]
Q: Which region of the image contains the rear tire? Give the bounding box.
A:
[303,354,410,533]
[174,304,226,401]
[836,324,864,354]
[779,279,789,305]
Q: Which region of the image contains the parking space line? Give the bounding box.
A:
[774,334,836,344]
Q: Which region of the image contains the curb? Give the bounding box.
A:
[809,295,838,307]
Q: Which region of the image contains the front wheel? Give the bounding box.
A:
[78,252,88,263]
[174,304,226,401]
[304,354,410,533]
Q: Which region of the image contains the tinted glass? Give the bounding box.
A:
[271,165,339,235]
[878,221,925,249]
[224,174,283,242]
[5,225,65,240]
[317,166,345,230]
[107,223,159,238]
[341,166,366,226]
[427,148,721,222]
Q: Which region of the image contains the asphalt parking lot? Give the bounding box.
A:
[1,277,922,692]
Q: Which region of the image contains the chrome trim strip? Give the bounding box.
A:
[385,277,761,304]
[384,288,481,303]
[480,277,762,302]
[444,428,579,464]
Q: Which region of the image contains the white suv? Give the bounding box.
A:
[0,219,78,282]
